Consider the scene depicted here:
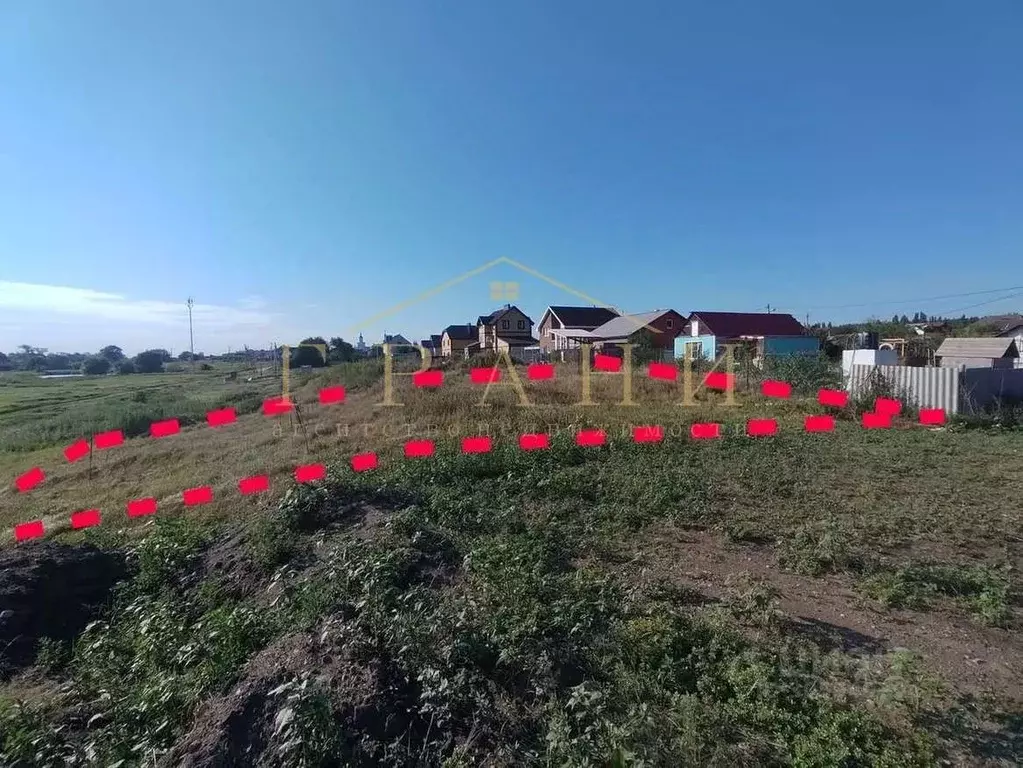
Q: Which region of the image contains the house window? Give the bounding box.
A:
[518,320,524,329]
[502,320,509,329]
[684,341,703,360]
[666,319,673,329]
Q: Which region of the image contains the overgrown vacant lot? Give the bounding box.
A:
[0,359,1021,766]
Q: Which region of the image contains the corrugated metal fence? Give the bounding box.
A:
[846,364,961,414]
[846,364,1023,414]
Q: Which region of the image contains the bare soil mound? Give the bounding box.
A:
[163,632,418,767]
[0,542,126,679]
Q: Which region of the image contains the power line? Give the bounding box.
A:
[937,289,1023,316]
[803,285,1023,312]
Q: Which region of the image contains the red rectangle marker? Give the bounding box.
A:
[413,370,443,388]
[319,386,345,405]
[15,467,44,493]
[804,415,835,433]
[648,362,677,381]
[519,433,550,451]
[632,425,664,443]
[127,497,157,518]
[295,463,326,483]
[761,380,792,399]
[150,419,180,438]
[919,408,946,426]
[576,429,606,447]
[461,436,492,454]
[691,422,721,439]
[704,372,734,390]
[14,520,44,542]
[874,397,901,416]
[746,418,778,437]
[238,475,270,495]
[351,452,378,472]
[262,397,293,416]
[94,430,124,449]
[64,439,90,462]
[470,367,500,384]
[71,509,101,529]
[183,486,213,506]
[528,363,554,380]
[404,440,435,458]
[818,388,848,408]
[862,412,891,429]
[593,354,622,372]
[207,407,237,427]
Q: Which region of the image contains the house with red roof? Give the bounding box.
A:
[675,311,819,362]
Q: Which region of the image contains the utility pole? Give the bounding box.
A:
[186,297,195,369]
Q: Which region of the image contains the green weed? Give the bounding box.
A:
[860,563,1013,627]
[778,518,865,576]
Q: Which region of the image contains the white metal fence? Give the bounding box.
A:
[846,364,1023,414]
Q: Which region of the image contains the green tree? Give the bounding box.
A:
[291,344,327,367]
[81,356,111,376]
[117,360,137,374]
[100,345,125,363]
[630,329,662,365]
[328,336,355,363]
[134,349,166,373]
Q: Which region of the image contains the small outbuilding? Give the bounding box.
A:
[935,337,1020,369]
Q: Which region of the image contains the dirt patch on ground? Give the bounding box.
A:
[0,542,126,679]
[611,524,1022,703]
[162,631,418,768]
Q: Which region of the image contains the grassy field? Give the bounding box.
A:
[0,357,1021,766]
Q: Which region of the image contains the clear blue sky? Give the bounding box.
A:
[1,0,1021,354]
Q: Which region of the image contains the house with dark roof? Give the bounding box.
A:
[440,324,476,358]
[369,333,416,358]
[475,304,536,354]
[992,316,1023,367]
[419,335,442,356]
[537,305,621,352]
[675,311,818,361]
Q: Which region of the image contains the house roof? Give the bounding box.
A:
[546,305,620,329]
[988,314,1023,334]
[419,335,442,348]
[477,305,534,326]
[442,324,476,340]
[495,333,538,345]
[688,311,806,337]
[935,337,1020,358]
[588,310,677,340]
[382,333,412,345]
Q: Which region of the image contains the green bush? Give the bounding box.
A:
[860,563,1012,627]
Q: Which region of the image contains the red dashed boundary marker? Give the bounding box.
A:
[7,369,953,543]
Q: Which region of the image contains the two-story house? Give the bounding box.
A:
[474,304,536,354]
[440,324,476,357]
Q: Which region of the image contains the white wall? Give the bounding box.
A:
[841,349,898,378]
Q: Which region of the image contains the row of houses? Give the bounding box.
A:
[406,304,820,363]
